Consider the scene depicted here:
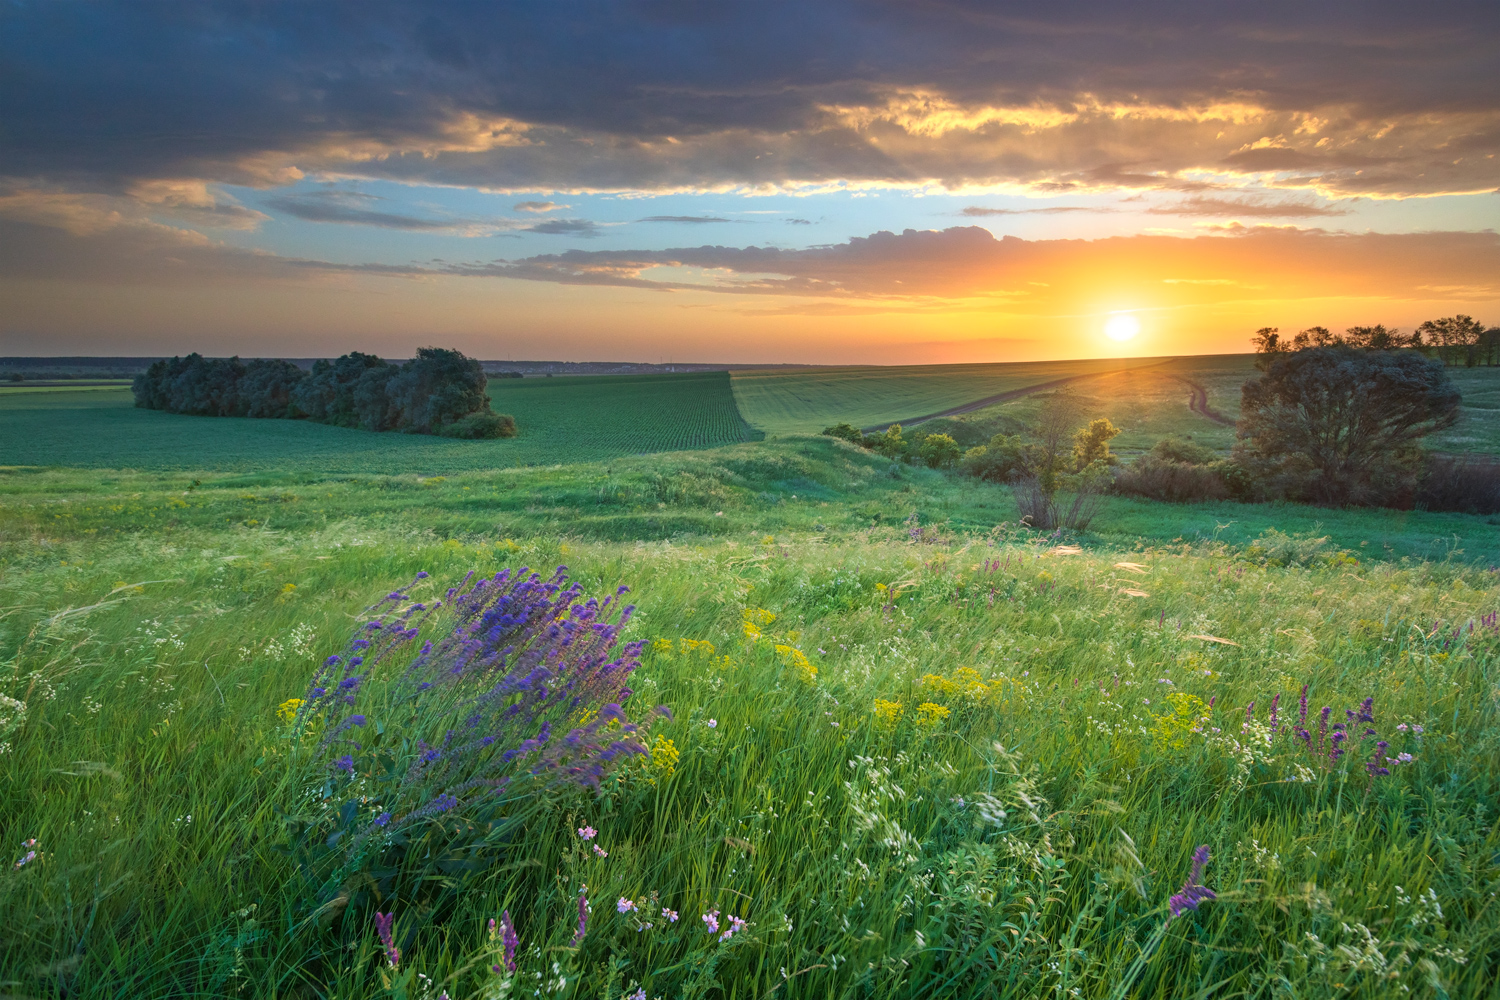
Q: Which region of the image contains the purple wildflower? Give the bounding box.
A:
[1269,693,1281,735]
[1318,707,1331,754]
[333,755,355,775]
[577,826,597,841]
[499,910,518,972]
[374,812,391,827]
[1367,740,1390,777]
[1298,685,1308,727]
[1168,845,1216,917]
[702,909,720,935]
[617,897,637,914]
[374,911,400,969]
[1358,697,1375,723]
[572,892,589,946]
[720,914,747,942]
[662,907,679,922]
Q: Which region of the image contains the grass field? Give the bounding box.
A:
[730,358,1166,437]
[3,430,1500,998]
[0,372,760,473]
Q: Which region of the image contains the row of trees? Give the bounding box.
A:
[1251,315,1498,366]
[132,348,516,438]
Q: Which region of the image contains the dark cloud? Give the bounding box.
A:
[786,218,812,225]
[524,218,601,237]
[514,200,564,212]
[265,194,475,230]
[1148,197,1349,217]
[961,206,1105,216]
[2,3,1496,199]
[638,215,732,223]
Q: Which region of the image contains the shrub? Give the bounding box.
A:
[1114,457,1233,503]
[440,410,518,439]
[960,433,1033,482]
[821,422,864,443]
[917,432,961,469]
[1071,417,1120,470]
[1149,436,1219,465]
[1416,455,1500,514]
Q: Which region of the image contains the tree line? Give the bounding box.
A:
[1251,314,1499,367]
[132,348,516,438]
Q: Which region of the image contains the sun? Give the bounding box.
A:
[1104,314,1140,342]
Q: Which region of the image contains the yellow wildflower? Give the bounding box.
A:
[1149,692,1212,752]
[648,735,680,783]
[652,638,675,656]
[276,698,304,722]
[774,644,817,683]
[873,699,903,730]
[281,583,297,593]
[913,702,950,727]
[679,638,716,657]
[743,608,776,626]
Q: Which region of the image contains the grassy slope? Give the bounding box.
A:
[2,437,1499,997]
[0,371,759,473]
[730,358,1165,436]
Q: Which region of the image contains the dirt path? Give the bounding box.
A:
[860,360,1175,433]
[1170,375,1235,426]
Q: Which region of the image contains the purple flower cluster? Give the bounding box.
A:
[374,911,400,969]
[296,566,668,852]
[1168,845,1215,917]
[1245,687,1424,780]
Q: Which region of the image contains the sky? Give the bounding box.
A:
[2,1,1498,364]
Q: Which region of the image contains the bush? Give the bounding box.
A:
[960,433,1033,482]
[1114,457,1233,503]
[388,347,491,434]
[1149,436,1219,465]
[821,422,864,443]
[917,432,961,469]
[440,410,518,439]
[1416,455,1500,514]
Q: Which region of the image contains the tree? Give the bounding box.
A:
[1011,394,1111,530]
[1291,326,1337,350]
[1343,325,1401,351]
[1072,417,1120,470]
[1251,327,1289,356]
[871,424,906,459]
[1234,347,1460,506]
[1417,315,1486,366]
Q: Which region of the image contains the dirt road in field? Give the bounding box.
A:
[860,359,1175,433]
[1169,376,1235,426]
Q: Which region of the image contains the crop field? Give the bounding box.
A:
[0,371,760,473]
[730,358,1166,437]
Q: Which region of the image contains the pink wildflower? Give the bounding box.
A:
[593,844,608,858]
[661,907,679,922]
[617,897,637,914]
[701,909,720,934]
[577,826,597,840]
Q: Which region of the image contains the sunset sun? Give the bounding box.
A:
[1105,314,1141,342]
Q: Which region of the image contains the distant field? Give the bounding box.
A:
[0,371,760,472]
[730,357,1166,436]
[942,355,1500,458]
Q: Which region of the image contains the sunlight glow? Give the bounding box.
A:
[1104,314,1141,342]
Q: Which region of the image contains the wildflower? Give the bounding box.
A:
[873,699,903,731]
[1412,724,1424,735]
[648,735,679,783]
[1357,696,1375,723]
[913,702,950,727]
[720,914,747,942]
[374,911,400,969]
[1367,740,1390,777]
[1168,845,1216,917]
[572,892,589,945]
[593,844,608,858]
[1396,723,1408,732]
[333,755,355,775]
[374,812,391,827]
[618,897,637,914]
[577,826,597,841]
[628,990,646,1000]
[496,910,519,973]
[661,907,679,922]
[276,697,305,722]
[705,718,717,729]
[702,909,721,934]
[1394,752,1414,764]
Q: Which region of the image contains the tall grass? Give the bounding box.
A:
[3,479,1498,996]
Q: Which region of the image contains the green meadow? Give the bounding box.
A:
[1,378,1498,999]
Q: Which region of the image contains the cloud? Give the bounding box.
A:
[786,218,812,225]
[514,200,565,212]
[637,215,732,223]
[2,4,1496,201]
[263,189,508,234]
[452,225,1500,306]
[1149,196,1349,217]
[523,218,601,237]
[961,205,1105,216]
